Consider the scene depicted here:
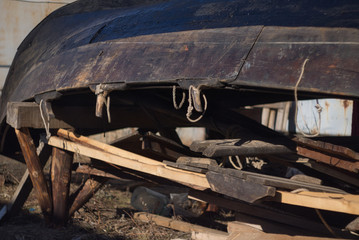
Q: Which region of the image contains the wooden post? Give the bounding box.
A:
[51,147,73,225]
[14,128,52,218]
[68,177,106,217]
[0,145,52,222]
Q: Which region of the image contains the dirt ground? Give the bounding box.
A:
[0,134,234,240]
[0,181,194,240]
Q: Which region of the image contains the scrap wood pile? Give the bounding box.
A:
[2,120,358,239]
[0,0,358,239]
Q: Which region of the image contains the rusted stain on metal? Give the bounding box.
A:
[325,101,330,122]
[342,99,351,117]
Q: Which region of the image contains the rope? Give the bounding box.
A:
[172,85,186,109]
[290,188,309,194]
[294,58,322,137]
[39,99,51,140]
[228,155,243,170]
[106,95,111,123]
[315,209,339,238]
[186,85,208,123]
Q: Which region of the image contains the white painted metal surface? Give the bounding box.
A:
[259,99,353,136]
[296,99,353,136]
[0,0,74,92]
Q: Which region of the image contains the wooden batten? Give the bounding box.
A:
[50,129,359,216]
[134,212,228,237]
[48,135,210,190]
[7,102,72,129]
[275,191,359,215]
[51,147,73,225]
[297,146,359,173]
[68,177,106,217]
[14,128,52,218]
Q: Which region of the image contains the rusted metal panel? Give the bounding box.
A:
[295,99,353,136]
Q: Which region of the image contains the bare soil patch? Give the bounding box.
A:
[0,182,192,240]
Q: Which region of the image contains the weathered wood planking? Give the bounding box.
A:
[1,26,261,123]
[2,0,359,123]
[50,129,359,215]
[232,27,359,98]
[208,166,345,194]
[48,136,210,190]
[294,137,359,161]
[206,171,276,203]
[7,102,72,129]
[163,160,207,174]
[176,157,218,169]
[190,138,294,157]
[297,146,359,173]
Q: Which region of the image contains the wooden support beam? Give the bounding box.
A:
[51,147,73,225]
[14,128,52,218]
[50,129,359,215]
[48,135,210,190]
[57,129,165,166]
[134,212,228,237]
[0,145,52,221]
[68,177,106,217]
[7,102,72,129]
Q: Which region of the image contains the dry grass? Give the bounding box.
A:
[0,183,191,240]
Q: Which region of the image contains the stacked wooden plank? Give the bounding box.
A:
[3,101,359,239]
